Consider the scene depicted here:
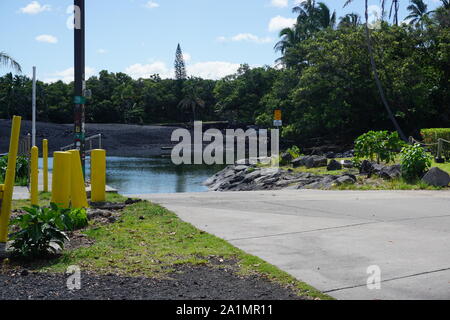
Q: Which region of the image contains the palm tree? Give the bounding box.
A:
[0,52,22,73]
[380,0,400,25]
[344,0,407,141]
[338,13,361,28]
[274,27,298,55]
[405,0,429,27]
[178,88,205,122]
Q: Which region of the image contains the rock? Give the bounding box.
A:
[335,174,356,185]
[360,160,374,175]
[379,165,401,180]
[234,165,248,172]
[325,152,336,159]
[305,156,328,169]
[327,160,342,171]
[341,160,354,168]
[280,152,293,165]
[292,156,309,168]
[243,170,262,183]
[422,167,450,187]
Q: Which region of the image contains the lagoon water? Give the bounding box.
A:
[40,157,225,195]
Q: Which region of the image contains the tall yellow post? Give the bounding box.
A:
[91,149,106,203]
[0,116,22,244]
[51,152,72,208]
[69,150,88,208]
[30,146,39,206]
[42,139,48,192]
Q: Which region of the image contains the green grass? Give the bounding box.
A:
[9,193,330,300]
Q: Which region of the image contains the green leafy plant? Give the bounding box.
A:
[10,205,70,258]
[0,155,29,186]
[354,131,405,164]
[286,146,302,159]
[400,144,432,181]
[9,204,89,258]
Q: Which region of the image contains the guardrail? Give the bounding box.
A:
[409,136,450,160]
[60,134,102,153]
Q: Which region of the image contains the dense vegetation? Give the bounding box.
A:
[0,0,448,145]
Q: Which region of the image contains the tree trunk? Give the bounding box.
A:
[364,0,407,141]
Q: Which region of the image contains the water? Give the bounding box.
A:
[40,157,224,195]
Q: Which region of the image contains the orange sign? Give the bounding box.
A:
[274,110,282,121]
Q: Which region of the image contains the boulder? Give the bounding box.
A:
[360,160,374,175]
[305,156,328,169]
[292,156,309,168]
[280,152,293,165]
[341,160,354,168]
[379,165,401,180]
[335,175,356,185]
[422,167,450,187]
[327,160,342,171]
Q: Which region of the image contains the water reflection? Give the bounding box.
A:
[40,156,224,195]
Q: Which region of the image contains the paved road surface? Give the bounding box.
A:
[133,190,450,300]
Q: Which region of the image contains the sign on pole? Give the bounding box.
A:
[274,109,282,127]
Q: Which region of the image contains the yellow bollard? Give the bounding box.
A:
[42,139,48,192]
[30,146,39,206]
[68,150,88,208]
[91,149,106,203]
[0,116,22,243]
[51,152,72,208]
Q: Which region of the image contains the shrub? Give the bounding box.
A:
[286,146,302,159]
[354,131,405,164]
[10,206,69,258]
[0,155,29,185]
[400,144,432,181]
[421,128,450,158]
[9,204,89,258]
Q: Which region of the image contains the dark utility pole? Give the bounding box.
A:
[74,0,86,176]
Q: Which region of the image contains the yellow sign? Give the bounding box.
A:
[274,110,282,121]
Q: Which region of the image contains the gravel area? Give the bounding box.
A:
[0,119,179,157]
[0,265,305,300]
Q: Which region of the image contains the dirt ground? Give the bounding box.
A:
[0,265,305,300]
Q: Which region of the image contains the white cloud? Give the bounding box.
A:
[218,33,273,44]
[125,60,240,80]
[19,1,51,15]
[35,34,58,44]
[97,49,108,54]
[125,61,171,79]
[144,1,160,9]
[183,52,192,62]
[44,67,95,83]
[270,0,289,8]
[187,62,240,80]
[268,16,296,32]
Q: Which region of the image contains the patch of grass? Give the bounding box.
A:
[333,177,442,191]
[11,193,329,300]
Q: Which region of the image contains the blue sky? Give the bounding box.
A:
[0,0,442,82]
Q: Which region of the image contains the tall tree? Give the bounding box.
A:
[0,52,21,73]
[174,44,187,80]
[405,0,429,26]
[344,0,407,141]
[338,13,361,28]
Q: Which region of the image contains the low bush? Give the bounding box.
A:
[354,131,405,164]
[400,144,432,181]
[9,204,89,258]
[0,155,29,186]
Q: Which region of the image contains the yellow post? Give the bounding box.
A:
[0,116,22,243]
[91,149,106,203]
[68,150,88,208]
[42,139,48,192]
[51,152,72,208]
[30,146,39,206]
